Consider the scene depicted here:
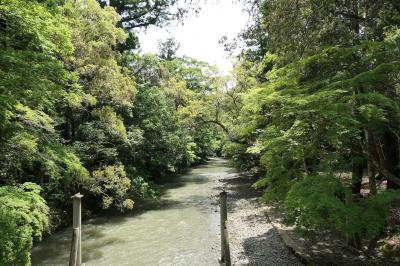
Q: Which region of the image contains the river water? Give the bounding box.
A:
[31,158,231,266]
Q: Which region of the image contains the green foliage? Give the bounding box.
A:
[254,170,299,202]
[93,107,128,142]
[0,0,89,216]
[164,56,219,92]
[41,142,90,185]
[0,0,229,263]
[285,175,346,229]
[63,0,135,107]
[96,0,199,51]
[0,183,49,266]
[129,175,157,199]
[222,142,254,170]
[130,86,194,175]
[158,38,180,60]
[285,175,400,240]
[231,36,400,240]
[226,0,400,248]
[98,0,193,30]
[88,165,133,210]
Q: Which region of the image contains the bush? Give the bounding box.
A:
[88,165,133,210]
[0,183,49,266]
[285,175,400,241]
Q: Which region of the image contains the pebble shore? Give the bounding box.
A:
[212,171,303,266]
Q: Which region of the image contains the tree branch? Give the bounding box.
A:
[198,116,229,134]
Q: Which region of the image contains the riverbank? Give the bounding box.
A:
[213,169,303,266]
[32,158,304,265]
[265,198,400,266]
[218,169,400,266]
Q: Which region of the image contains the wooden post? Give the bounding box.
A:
[69,228,79,266]
[219,191,228,264]
[71,193,83,266]
[224,222,231,266]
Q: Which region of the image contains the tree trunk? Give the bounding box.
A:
[345,192,362,249]
[383,132,400,189]
[351,143,364,195]
[368,167,377,195]
[364,129,377,195]
[352,160,363,195]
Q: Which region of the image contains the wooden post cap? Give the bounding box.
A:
[71,193,84,199]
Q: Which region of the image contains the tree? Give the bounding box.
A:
[0,0,90,202]
[98,0,192,30]
[227,0,400,248]
[158,38,180,60]
[0,183,49,266]
[0,1,227,263]
[97,0,199,51]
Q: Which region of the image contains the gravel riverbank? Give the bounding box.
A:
[213,169,303,266]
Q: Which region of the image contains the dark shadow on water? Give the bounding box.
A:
[32,222,127,265]
[153,172,213,196]
[226,168,239,174]
[196,157,229,168]
[91,167,219,224]
[86,197,186,226]
[32,197,187,265]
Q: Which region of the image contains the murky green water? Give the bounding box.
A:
[32,158,232,266]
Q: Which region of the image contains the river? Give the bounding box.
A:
[31,158,231,266]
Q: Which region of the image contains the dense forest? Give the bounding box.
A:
[0,0,226,264]
[2,0,400,265]
[220,0,400,257]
